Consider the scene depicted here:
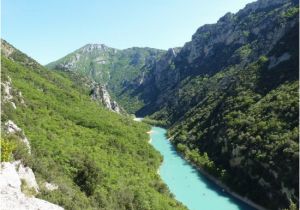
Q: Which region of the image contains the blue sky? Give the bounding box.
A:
[2,0,255,64]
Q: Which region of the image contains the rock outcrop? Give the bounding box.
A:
[4,120,31,153]
[44,182,59,191]
[0,162,63,210]
[154,48,180,91]
[1,76,16,109]
[1,74,25,110]
[17,162,39,194]
[90,84,121,113]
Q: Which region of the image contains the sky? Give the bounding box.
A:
[1,0,255,64]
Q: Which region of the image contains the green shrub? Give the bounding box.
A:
[282,7,299,18]
[73,157,103,196]
[0,139,15,162]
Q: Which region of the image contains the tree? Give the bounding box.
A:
[74,157,103,196]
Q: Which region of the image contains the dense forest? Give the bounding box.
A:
[1,40,186,210]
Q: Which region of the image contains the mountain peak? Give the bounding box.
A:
[80,43,113,53]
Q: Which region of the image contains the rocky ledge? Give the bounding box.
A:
[0,162,63,210]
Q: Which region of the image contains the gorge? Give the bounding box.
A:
[46,0,299,209]
[1,0,299,209]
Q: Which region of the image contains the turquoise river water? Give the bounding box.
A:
[150,126,257,210]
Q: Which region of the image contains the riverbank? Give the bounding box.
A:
[138,118,266,210]
[133,117,143,122]
[150,126,260,210]
[189,161,266,210]
[167,138,267,210]
[133,117,153,143]
[146,131,153,143]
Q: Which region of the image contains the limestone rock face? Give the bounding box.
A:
[4,120,31,153]
[175,0,296,76]
[0,162,63,210]
[90,84,121,113]
[4,120,22,133]
[0,162,21,190]
[1,74,26,110]
[154,48,179,91]
[17,163,39,193]
[2,76,13,102]
[125,0,298,117]
[1,76,17,109]
[111,101,120,113]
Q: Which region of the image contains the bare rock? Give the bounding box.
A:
[1,76,14,107]
[44,182,58,191]
[90,84,121,113]
[4,120,31,153]
[0,162,63,210]
[17,164,39,193]
[0,162,21,191]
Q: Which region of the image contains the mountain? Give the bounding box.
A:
[149,0,299,209]
[1,40,186,210]
[47,44,165,113]
[46,0,299,209]
[127,0,299,118]
[146,0,299,209]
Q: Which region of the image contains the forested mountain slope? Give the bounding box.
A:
[1,40,186,210]
[151,0,299,209]
[167,27,299,209]
[45,0,299,209]
[152,0,299,209]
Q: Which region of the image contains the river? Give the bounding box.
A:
[150,126,257,210]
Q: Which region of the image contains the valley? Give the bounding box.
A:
[1,0,299,210]
[46,0,299,209]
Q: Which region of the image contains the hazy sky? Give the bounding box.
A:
[2,0,255,64]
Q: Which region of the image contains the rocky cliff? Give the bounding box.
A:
[47,45,165,113]
[90,84,121,113]
[130,0,299,117]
